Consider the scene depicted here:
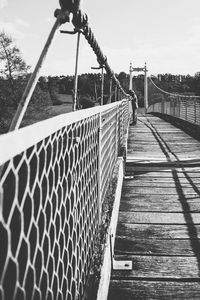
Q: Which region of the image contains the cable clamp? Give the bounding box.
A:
[54,8,70,24]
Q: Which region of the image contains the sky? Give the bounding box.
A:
[0,0,200,76]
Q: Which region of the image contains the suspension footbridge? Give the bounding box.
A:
[0,1,200,299]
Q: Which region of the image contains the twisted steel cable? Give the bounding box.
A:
[58,0,131,98]
[149,76,200,99]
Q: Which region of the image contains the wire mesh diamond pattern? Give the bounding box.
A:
[148,97,200,125]
[0,115,100,300]
[0,101,130,300]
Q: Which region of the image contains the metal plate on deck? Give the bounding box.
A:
[124,176,135,179]
[113,260,132,270]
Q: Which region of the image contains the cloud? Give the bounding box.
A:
[0,21,24,39]
[128,21,200,76]
[15,18,29,28]
[103,47,133,72]
[78,44,133,74]
[0,0,7,9]
[46,17,54,23]
[133,41,199,75]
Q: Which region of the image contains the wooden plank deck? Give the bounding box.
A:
[108,114,200,299]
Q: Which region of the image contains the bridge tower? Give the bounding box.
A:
[129,62,148,112]
[129,62,133,90]
[144,62,148,111]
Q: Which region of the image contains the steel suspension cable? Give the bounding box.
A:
[59,0,131,98]
[149,76,200,99]
[9,10,70,131]
[9,0,134,131]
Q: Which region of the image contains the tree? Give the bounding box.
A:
[0,31,29,91]
[118,72,129,90]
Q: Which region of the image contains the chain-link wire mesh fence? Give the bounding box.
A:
[147,77,200,125]
[148,96,200,125]
[0,100,129,300]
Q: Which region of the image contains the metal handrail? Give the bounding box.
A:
[0,99,130,299]
[0,101,127,166]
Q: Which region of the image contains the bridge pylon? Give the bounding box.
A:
[144,62,148,112]
[129,62,148,112]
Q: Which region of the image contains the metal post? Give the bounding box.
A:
[173,98,175,117]
[115,105,119,156]
[194,98,197,124]
[94,81,98,102]
[170,98,172,116]
[144,62,148,113]
[109,233,114,270]
[73,31,81,111]
[161,98,164,114]
[9,18,61,131]
[129,62,133,90]
[185,98,187,121]
[108,78,112,104]
[119,90,122,100]
[98,113,102,223]
[101,67,104,105]
[91,65,104,105]
[115,86,117,102]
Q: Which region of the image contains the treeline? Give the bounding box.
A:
[151,73,200,95]
[1,31,200,133]
[0,71,128,133]
[38,72,129,106]
[1,71,200,132]
[147,73,200,105]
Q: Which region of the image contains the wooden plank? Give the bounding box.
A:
[126,162,200,167]
[128,172,200,178]
[125,177,200,183]
[119,199,200,212]
[126,156,170,161]
[128,137,200,141]
[125,163,200,169]
[123,181,200,188]
[114,237,200,256]
[121,193,200,202]
[125,167,200,173]
[108,280,200,300]
[128,131,196,136]
[120,194,200,203]
[112,256,200,279]
[118,212,200,224]
[116,223,200,239]
[122,187,200,195]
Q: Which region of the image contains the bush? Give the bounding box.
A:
[80,95,95,108]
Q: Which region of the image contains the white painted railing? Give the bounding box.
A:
[148,97,200,125]
[0,99,129,300]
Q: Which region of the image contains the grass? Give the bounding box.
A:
[0,94,73,133]
[86,162,120,300]
[21,94,73,128]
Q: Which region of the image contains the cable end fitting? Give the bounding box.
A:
[72,10,88,30]
[54,9,70,24]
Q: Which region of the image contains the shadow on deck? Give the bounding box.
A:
[108,114,200,299]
